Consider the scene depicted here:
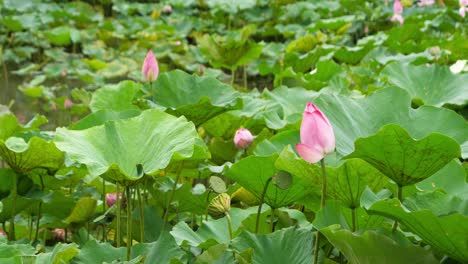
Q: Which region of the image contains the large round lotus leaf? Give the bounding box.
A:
[369,196,468,263]
[70,110,141,130]
[312,87,468,158]
[89,80,142,112]
[152,70,240,125]
[227,148,321,209]
[326,159,388,208]
[230,227,313,264]
[320,225,438,264]
[0,136,64,174]
[346,124,460,186]
[65,197,97,224]
[55,109,201,183]
[35,243,79,264]
[381,62,468,107]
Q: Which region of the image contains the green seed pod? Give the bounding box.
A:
[208,193,231,219]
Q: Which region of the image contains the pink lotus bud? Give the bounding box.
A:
[163,5,172,14]
[0,229,6,236]
[391,14,404,24]
[52,228,66,241]
[174,40,181,46]
[64,98,73,109]
[51,102,57,111]
[198,64,204,75]
[106,193,126,208]
[142,50,159,82]
[295,102,335,163]
[61,70,67,77]
[234,128,254,149]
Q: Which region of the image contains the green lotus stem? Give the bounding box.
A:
[231,68,235,86]
[270,207,276,232]
[392,185,403,232]
[34,174,45,244]
[28,217,33,240]
[9,173,17,241]
[225,212,233,240]
[313,159,327,264]
[162,162,184,231]
[255,177,272,233]
[136,185,144,242]
[116,182,121,247]
[351,208,356,232]
[243,65,247,88]
[102,179,106,242]
[126,186,132,261]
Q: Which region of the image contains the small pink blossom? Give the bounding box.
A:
[51,102,57,111]
[296,103,335,163]
[460,0,468,17]
[64,98,73,109]
[106,193,126,208]
[52,228,66,241]
[417,0,435,6]
[163,5,172,14]
[174,40,181,46]
[391,0,404,24]
[142,50,159,82]
[0,229,6,236]
[61,70,67,77]
[234,128,254,149]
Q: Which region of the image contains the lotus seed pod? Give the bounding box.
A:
[208,193,231,219]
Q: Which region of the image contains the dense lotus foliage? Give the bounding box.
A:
[0,0,467,263]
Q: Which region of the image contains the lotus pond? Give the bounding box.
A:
[0,0,467,263]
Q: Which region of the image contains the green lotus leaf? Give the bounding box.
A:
[65,197,97,224]
[368,197,468,263]
[0,113,47,140]
[254,130,300,156]
[346,124,460,186]
[313,200,385,231]
[312,87,468,158]
[0,243,35,260]
[89,80,142,112]
[35,243,79,264]
[416,160,468,199]
[326,159,388,208]
[55,109,201,183]
[320,225,438,264]
[145,232,186,264]
[70,109,141,130]
[230,226,313,264]
[171,207,258,249]
[72,239,156,263]
[45,26,72,46]
[152,70,240,125]
[227,148,321,208]
[0,137,64,174]
[381,62,468,107]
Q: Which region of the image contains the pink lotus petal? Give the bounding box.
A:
[234,128,254,149]
[296,144,324,164]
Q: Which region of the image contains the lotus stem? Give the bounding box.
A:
[126,186,132,261]
[136,184,144,242]
[116,182,121,247]
[225,212,233,240]
[313,159,327,264]
[9,173,17,241]
[231,68,235,86]
[351,208,356,232]
[34,174,45,244]
[255,177,272,233]
[392,185,403,232]
[270,207,276,232]
[243,65,247,88]
[162,161,184,231]
[102,179,106,242]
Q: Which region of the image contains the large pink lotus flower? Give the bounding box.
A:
[234,128,254,149]
[142,50,159,82]
[391,0,404,24]
[418,0,435,6]
[296,102,335,163]
[460,0,468,17]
